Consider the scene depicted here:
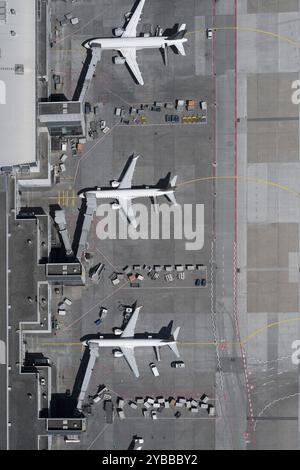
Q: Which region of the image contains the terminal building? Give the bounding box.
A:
[0,0,37,169]
[0,0,87,171]
[39,101,85,138]
[0,0,53,187]
[0,0,99,172]
[2,177,87,450]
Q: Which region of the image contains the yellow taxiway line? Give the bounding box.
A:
[42,316,300,349]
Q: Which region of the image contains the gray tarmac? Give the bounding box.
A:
[23,0,217,451]
[4,0,300,451]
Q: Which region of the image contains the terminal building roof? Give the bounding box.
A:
[0,0,36,167]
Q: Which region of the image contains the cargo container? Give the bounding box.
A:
[186,100,196,111]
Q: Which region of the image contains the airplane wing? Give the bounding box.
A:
[118,155,139,189]
[119,48,144,85]
[118,198,137,228]
[121,306,142,337]
[121,347,140,377]
[122,0,145,38]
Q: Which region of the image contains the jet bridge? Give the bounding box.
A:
[78,46,102,104]
[77,343,99,412]
[54,209,73,256]
[76,193,97,260]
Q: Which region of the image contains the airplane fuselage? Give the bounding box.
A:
[86,36,187,51]
[81,187,174,200]
[86,338,174,348]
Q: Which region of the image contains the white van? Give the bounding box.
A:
[149,363,159,377]
[206,29,213,39]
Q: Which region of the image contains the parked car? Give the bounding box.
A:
[206,28,213,39]
[171,115,180,123]
[99,307,108,319]
[171,361,186,368]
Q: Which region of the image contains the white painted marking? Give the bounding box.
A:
[0,81,6,104]
[0,340,6,364]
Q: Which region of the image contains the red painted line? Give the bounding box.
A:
[234,0,238,245]
[211,0,236,450]
[232,0,256,448]
[211,0,217,241]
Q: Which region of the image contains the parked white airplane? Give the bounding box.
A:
[79,155,178,228]
[83,0,188,85]
[82,306,181,378]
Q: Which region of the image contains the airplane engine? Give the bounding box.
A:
[113,56,126,65]
[111,202,121,210]
[113,349,123,358]
[113,27,124,37]
[110,180,120,188]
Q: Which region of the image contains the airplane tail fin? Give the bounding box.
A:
[171,175,177,188]
[168,327,180,358]
[164,174,178,206]
[173,326,180,341]
[162,44,168,66]
[168,24,187,56]
[166,192,178,206]
[164,173,177,188]
[169,24,187,40]
[175,42,186,56]
[169,342,180,358]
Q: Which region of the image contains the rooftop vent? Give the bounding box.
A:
[15,64,24,75]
